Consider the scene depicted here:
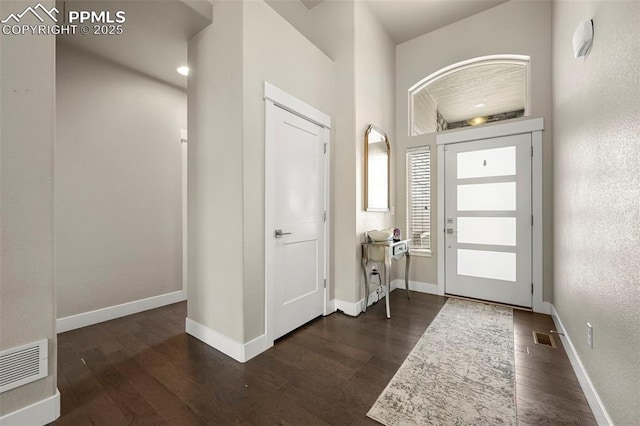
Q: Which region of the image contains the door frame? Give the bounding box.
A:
[264,82,331,346]
[436,118,545,313]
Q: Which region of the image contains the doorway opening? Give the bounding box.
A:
[54,2,210,331]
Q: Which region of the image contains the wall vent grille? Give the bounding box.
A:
[0,339,48,393]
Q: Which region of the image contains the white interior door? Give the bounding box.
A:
[268,105,326,340]
[444,133,532,307]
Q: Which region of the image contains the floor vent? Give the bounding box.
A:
[0,339,48,393]
[532,331,556,348]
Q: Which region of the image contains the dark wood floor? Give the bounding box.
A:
[54,292,596,425]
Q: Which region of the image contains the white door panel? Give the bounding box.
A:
[445,133,532,307]
[280,240,318,304]
[276,122,320,225]
[270,106,325,340]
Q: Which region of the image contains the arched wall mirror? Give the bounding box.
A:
[364,125,390,212]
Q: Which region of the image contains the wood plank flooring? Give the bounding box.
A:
[54,292,596,425]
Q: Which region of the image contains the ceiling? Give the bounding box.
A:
[56,0,212,89]
[55,0,511,92]
[269,0,510,44]
[365,0,508,44]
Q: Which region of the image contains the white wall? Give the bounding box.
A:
[242,0,335,339]
[56,43,186,319]
[187,0,334,343]
[264,0,358,304]
[263,0,397,306]
[552,2,640,424]
[188,0,246,342]
[354,1,396,301]
[0,0,57,417]
[395,0,553,295]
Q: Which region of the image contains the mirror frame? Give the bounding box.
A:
[364,125,391,212]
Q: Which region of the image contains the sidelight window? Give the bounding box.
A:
[406,146,431,254]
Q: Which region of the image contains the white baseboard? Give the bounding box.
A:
[243,333,272,362]
[334,280,439,318]
[334,299,363,317]
[324,298,336,315]
[57,289,187,333]
[185,318,271,363]
[0,389,60,425]
[366,290,381,307]
[550,304,612,425]
[391,279,439,295]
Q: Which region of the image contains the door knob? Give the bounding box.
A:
[275,229,292,238]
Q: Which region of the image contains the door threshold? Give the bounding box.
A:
[445,294,533,312]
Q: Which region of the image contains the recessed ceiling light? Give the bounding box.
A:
[475,103,486,108]
[177,66,189,76]
[467,116,488,126]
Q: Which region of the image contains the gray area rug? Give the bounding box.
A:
[367,298,515,425]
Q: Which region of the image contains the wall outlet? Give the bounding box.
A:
[587,322,593,349]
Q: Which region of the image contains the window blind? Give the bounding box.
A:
[406,146,431,252]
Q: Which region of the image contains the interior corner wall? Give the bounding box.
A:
[321,2,357,305]
[262,0,358,304]
[242,0,335,340]
[354,1,396,300]
[0,0,57,417]
[395,0,553,296]
[551,2,640,424]
[55,43,186,319]
[187,0,245,343]
[187,0,334,344]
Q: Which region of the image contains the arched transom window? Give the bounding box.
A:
[410,55,530,135]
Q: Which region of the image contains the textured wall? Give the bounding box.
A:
[0,0,57,417]
[552,2,640,424]
[56,43,186,319]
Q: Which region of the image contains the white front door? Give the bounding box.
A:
[267,105,326,340]
[444,133,532,307]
